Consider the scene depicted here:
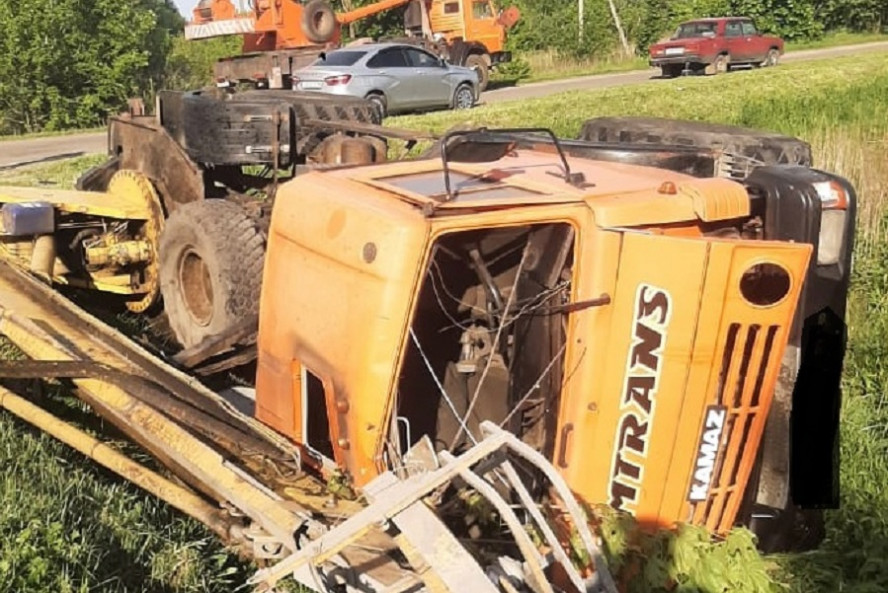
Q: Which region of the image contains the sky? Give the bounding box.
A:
[172,0,192,17]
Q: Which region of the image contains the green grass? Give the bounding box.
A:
[0,126,104,142]
[504,30,888,86]
[2,50,888,592]
[390,52,888,145]
[504,51,649,85]
[0,412,252,593]
[785,30,888,52]
[0,154,107,188]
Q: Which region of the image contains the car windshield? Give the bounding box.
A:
[673,22,717,38]
[312,50,366,67]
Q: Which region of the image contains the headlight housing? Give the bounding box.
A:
[812,180,849,267]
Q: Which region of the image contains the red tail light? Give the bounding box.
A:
[324,74,352,86]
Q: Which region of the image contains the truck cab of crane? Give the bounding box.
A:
[252,128,854,546]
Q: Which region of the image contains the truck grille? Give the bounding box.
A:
[691,322,781,533]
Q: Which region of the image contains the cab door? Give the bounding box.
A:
[741,19,768,62]
[463,0,503,53]
[723,19,748,61]
[404,47,452,108]
[365,47,419,111]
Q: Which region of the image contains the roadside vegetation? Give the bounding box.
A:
[0,0,886,135]
[0,51,886,592]
[504,30,888,84]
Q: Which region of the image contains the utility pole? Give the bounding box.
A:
[579,0,584,42]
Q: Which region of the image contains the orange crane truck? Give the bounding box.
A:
[186,0,520,90]
[0,120,854,590]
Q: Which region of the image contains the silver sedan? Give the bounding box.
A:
[292,43,480,118]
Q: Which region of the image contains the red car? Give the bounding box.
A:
[649,17,784,78]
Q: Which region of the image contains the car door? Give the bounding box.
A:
[404,47,452,108]
[722,19,747,61]
[740,19,766,62]
[364,47,417,111]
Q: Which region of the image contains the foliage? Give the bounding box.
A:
[335,0,405,41]
[592,504,784,592]
[0,0,183,135]
[162,36,242,91]
[814,0,888,33]
[507,0,883,59]
[491,56,532,82]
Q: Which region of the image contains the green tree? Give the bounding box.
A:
[0,0,182,134]
[815,0,887,32]
[163,36,242,90]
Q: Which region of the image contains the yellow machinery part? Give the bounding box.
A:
[105,170,165,313]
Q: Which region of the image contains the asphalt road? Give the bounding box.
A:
[1,40,886,170]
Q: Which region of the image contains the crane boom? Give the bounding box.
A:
[184,0,520,91]
[337,0,413,25]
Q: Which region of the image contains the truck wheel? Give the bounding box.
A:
[465,54,489,92]
[158,200,265,349]
[301,0,337,44]
[577,116,812,179]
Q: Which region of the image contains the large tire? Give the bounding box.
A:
[465,53,490,92]
[301,0,337,44]
[158,200,265,349]
[577,116,812,179]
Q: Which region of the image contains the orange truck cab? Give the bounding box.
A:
[253,128,855,551]
[187,0,519,90]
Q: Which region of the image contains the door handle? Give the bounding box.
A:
[557,423,574,468]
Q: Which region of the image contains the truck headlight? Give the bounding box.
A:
[812,180,848,267]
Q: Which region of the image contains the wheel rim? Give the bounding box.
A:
[368,96,385,120]
[769,51,778,66]
[717,57,727,73]
[456,88,473,109]
[178,248,214,326]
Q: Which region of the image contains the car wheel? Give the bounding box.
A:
[452,84,475,110]
[763,48,780,67]
[365,93,387,120]
[464,54,489,92]
[661,64,683,78]
[705,53,729,75]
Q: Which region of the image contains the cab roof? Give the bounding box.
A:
[322,147,751,227]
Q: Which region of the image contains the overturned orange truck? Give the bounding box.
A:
[0,120,855,589]
[251,124,853,552]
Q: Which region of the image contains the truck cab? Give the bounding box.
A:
[253,128,854,541]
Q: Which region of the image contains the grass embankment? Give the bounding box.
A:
[506,30,888,84]
[0,126,105,142]
[1,52,887,592]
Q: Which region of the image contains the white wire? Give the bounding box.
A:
[408,327,478,447]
